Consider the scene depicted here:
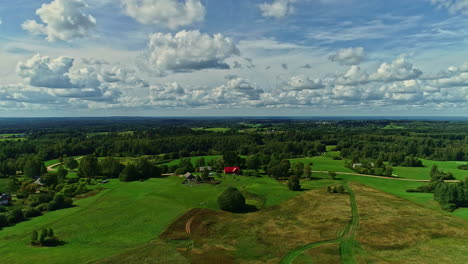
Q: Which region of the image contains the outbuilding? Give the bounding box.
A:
[224,167,241,175]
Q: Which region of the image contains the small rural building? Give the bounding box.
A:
[0,194,12,206]
[34,178,44,186]
[199,166,212,172]
[224,167,241,175]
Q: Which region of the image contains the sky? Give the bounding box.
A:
[0,0,467,117]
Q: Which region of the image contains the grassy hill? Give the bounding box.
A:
[0,176,297,264]
[99,182,468,264]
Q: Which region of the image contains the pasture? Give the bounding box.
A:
[105,183,468,263]
[0,175,297,264]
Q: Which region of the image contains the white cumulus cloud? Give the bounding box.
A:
[329,47,366,65]
[121,0,205,29]
[147,30,240,75]
[370,55,423,82]
[259,0,296,18]
[22,0,96,42]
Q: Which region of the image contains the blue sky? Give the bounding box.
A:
[0,0,467,117]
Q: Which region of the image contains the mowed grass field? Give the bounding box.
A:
[0,175,298,264]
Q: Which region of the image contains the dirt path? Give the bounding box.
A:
[185,216,194,236]
[311,170,460,183]
[47,156,83,172]
[280,182,359,264]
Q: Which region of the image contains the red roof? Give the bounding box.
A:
[224,167,240,174]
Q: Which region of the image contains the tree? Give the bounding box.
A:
[136,158,160,179]
[5,177,19,193]
[222,152,244,167]
[39,229,47,244]
[178,158,194,173]
[196,157,206,168]
[65,158,78,171]
[100,157,125,179]
[328,171,337,180]
[267,160,291,179]
[31,230,38,243]
[56,166,68,180]
[292,162,304,178]
[119,164,140,182]
[304,163,312,180]
[288,175,301,191]
[78,155,99,178]
[218,187,246,213]
[384,166,393,177]
[42,172,59,187]
[246,154,261,171]
[23,158,44,178]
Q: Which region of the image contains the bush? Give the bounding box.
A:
[287,175,301,191]
[327,185,346,194]
[24,207,42,218]
[441,203,457,212]
[0,214,8,228]
[218,187,246,213]
[7,208,25,223]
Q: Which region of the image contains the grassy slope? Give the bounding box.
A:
[0,176,296,264]
[140,183,467,264]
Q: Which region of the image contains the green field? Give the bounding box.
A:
[0,175,297,264]
[289,155,354,173]
[393,159,468,180]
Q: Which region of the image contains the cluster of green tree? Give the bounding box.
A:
[345,159,393,177]
[406,165,465,211]
[433,178,468,211]
[119,158,161,182]
[457,164,468,170]
[31,228,62,247]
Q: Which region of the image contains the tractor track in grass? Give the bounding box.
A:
[280,182,359,264]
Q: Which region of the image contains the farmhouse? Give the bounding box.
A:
[199,166,212,172]
[224,167,241,175]
[0,194,12,205]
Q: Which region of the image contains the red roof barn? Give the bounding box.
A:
[224,167,241,175]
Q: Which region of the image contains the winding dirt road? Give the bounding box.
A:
[47,156,83,172]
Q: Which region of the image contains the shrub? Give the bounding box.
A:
[7,208,24,223]
[0,214,8,228]
[287,175,301,191]
[24,207,42,218]
[441,203,457,212]
[218,187,246,213]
